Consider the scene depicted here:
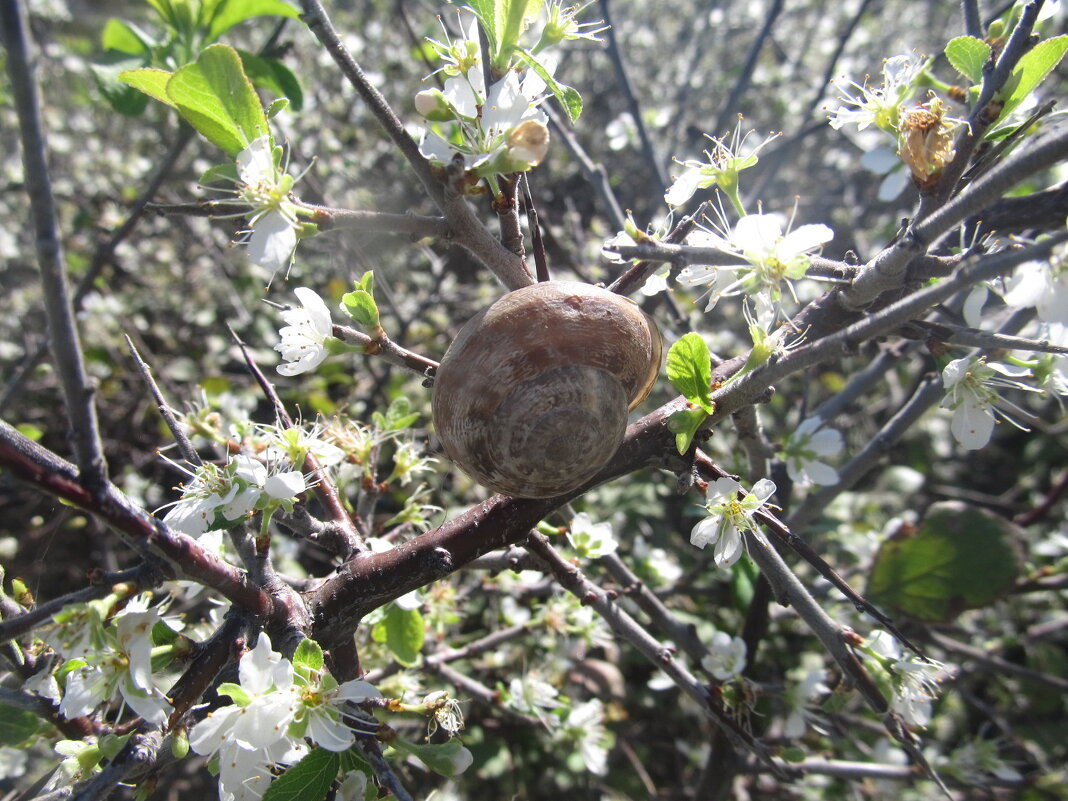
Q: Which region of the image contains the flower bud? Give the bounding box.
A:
[506,119,550,167]
[414,89,454,122]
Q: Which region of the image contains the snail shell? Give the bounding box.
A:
[432,281,662,498]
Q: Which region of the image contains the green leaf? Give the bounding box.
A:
[216,682,252,706]
[205,0,301,42]
[465,0,501,62]
[515,48,583,123]
[666,333,714,413]
[166,44,268,156]
[866,501,1022,623]
[498,0,538,66]
[391,738,472,777]
[376,397,420,432]
[944,36,990,84]
[199,161,240,185]
[292,638,324,672]
[383,603,424,666]
[101,18,156,55]
[120,67,177,108]
[0,703,42,746]
[262,748,340,801]
[340,273,381,329]
[997,34,1068,124]
[93,53,153,116]
[238,50,304,112]
[667,407,707,455]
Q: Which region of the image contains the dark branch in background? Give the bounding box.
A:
[599,0,667,202]
[1,0,108,493]
[545,105,628,233]
[962,0,983,38]
[711,0,785,139]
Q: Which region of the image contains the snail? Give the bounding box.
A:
[432,281,662,498]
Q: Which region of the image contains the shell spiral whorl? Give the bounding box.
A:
[432,281,662,499]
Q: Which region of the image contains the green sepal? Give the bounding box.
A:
[199,161,240,186]
[666,333,714,413]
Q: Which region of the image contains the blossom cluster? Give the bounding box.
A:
[415,13,552,181]
[189,634,382,801]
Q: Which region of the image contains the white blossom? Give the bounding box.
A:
[828,54,923,132]
[567,512,618,559]
[701,631,747,680]
[864,630,952,728]
[558,699,612,775]
[940,356,1042,449]
[275,287,334,376]
[690,477,776,568]
[782,417,843,486]
[235,136,303,275]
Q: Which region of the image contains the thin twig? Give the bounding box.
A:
[230,328,363,557]
[125,337,203,466]
[599,0,667,199]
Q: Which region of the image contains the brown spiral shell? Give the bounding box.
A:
[432,281,662,498]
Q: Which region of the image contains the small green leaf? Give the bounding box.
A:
[392,738,472,777]
[16,423,43,441]
[383,603,424,666]
[377,397,420,431]
[120,67,176,108]
[340,273,381,329]
[515,49,583,123]
[166,44,268,156]
[101,18,155,55]
[997,34,1068,124]
[204,0,301,43]
[93,53,153,116]
[199,161,240,186]
[262,748,340,801]
[667,407,708,455]
[944,36,990,84]
[292,638,324,672]
[867,501,1022,622]
[667,333,714,413]
[0,703,42,746]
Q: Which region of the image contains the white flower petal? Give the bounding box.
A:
[247,210,297,273]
